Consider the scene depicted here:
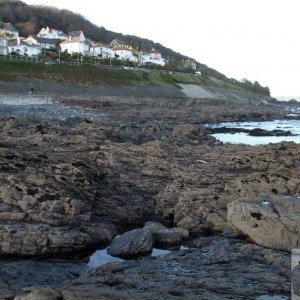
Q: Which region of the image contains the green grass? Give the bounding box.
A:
[0,58,248,92]
[0,59,145,85]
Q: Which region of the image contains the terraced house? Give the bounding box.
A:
[0,36,9,55]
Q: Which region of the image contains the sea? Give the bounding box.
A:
[208,119,300,145]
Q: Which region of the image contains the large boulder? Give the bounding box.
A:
[107,228,154,259]
[228,196,300,251]
[144,221,188,247]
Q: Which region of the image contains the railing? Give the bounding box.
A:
[0,53,196,77]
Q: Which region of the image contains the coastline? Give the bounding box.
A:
[0,92,298,299]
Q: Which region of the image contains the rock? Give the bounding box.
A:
[249,128,292,136]
[14,288,62,300]
[81,222,117,244]
[107,228,154,259]
[177,215,211,235]
[27,236,289,300]
[0,117,19,130]
[171,123,214,144]
[228,196,300,251]
[144,221,186,247]
[0,223,93,256]
[172,227,189,240]
[0,259,85,299]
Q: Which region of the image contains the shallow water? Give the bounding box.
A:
[88,246,188,269]
[208,120,300,145]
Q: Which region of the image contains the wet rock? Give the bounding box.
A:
[207,126,245,134]
[0,259,85,299]
[0,223,93,256]
[107,228,154,259]
[81,222,117,244]
[228,196,300,251]
[249,128,292,136]
[38,236,290,300]
[144,221,187,247]
[14,287,62,300]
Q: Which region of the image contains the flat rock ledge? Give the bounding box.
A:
[0,222,93,256]
[228,196,300,251]
[13,237,291,300]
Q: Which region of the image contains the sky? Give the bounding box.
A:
[24,0,300,98]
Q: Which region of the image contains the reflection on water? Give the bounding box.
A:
[208,120,300,145]
[88,249,123,268]
[88,246,189,269]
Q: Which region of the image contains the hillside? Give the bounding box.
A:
[0,0,270,96]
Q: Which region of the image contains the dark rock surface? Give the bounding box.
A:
[107,228,154,259]
[0,96,298,298]
[14,237,291,300]
[0,259,86,299]
[143,221,187,247]
[207,126,293,136]
[248,128,293,136]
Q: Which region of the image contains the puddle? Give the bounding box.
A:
[88,246,188,269]
[88,249,123,268]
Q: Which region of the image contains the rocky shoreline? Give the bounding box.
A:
[0,94,299,299]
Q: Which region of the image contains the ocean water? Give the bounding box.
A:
[208,120,300,145]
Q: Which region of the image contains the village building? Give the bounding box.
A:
[60,37,89,54]
[0,35,9,55]
[110,39,129,48]
[68,31,85,41]
[141,48,165,66]
[90,42,114,58]
[25,35,61,50]
[0,22,19,38]
[113,46,138,62]
[60,30,90,54]
[37,27,67,40]
[8,38,41,57]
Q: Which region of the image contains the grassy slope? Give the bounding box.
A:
[0,58,249,92]
[0,59,146,85]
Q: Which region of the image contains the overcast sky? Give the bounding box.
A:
[24,0,300,98]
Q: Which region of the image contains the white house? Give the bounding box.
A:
[0,36,9,55]
[68,31,85,42]
[110,39,129,48]
[60,37,89,54]
[25,35,60,50]
[90,42,113,58]
[113,46,139,62]
[141,48,165,66]
[37,27,67,40]
[8,38,41,57]
[0,22,19,38]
